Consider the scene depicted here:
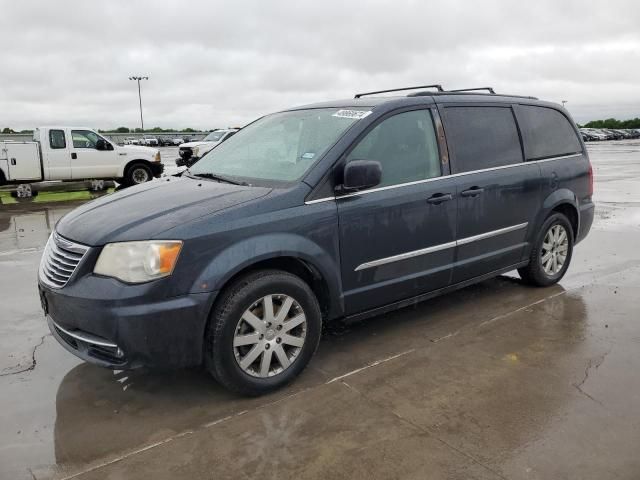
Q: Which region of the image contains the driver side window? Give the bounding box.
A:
[346,109,441,188]
[71,130,102,149]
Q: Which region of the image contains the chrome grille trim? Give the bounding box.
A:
[39,232,89,289]
[50,316,118,348]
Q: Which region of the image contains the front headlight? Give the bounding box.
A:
[192,146,199,157]
[94,241,182,283]
[154,151,161,162]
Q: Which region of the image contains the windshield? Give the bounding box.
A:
[189,108,369,183]
[203,131,227,142]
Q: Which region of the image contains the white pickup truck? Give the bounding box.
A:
[0,127,163,188]
[176,128,239,167]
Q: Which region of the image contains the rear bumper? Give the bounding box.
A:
[40,281,216,369]
[576,201,595,244]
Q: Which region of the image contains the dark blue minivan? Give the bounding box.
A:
[38,86,594,395]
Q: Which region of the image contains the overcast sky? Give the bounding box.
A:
[1,0,639,130]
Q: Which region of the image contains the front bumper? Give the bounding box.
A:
[39,281,216,369]
[150,162,164,178]
[175,156,200,168]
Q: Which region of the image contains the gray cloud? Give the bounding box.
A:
[1,0,639,130]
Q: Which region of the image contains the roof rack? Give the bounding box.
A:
[447,87,495,94]
[354,84,444,99]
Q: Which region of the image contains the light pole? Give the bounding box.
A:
[129,76,148,131]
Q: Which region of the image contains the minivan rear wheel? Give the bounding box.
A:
[205,270,322,396]
[518,213,574,286]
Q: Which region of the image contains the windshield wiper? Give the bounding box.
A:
[189,172,248,186]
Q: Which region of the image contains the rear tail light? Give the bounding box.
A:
[588,163,594,196]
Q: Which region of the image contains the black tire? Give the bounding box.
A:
[124,162,153,186]
[518,213,574,287]
[205,270,322,396]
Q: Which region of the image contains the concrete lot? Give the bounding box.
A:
[1,141,639,479]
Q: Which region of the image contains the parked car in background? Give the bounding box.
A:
[579,127,640,141]
[176,128,239,167]
[158,137,175,147]
[0,126,163,186]
[172,137,184,146]
[580,130,599,142]
[39,86,593,395]
[142,137,159,147]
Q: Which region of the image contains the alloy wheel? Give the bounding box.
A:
[540,224,569,276]
[233,294,307,378]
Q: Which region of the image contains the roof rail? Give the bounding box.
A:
[354,84,444,99]
[447,87,496,94]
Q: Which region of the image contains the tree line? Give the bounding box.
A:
[1,126,210,134]
[97,127,208,134]
[581,118,640,129]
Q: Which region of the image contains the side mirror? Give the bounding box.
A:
[95,139,108,150]
[342,160,382,191]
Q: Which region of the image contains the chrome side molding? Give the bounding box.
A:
[354,222,528,271]
[355,240,457,271]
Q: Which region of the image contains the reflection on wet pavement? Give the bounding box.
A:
[1,141,640,479]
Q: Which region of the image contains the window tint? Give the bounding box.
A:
[443,106,523,173]
[517,105,582,160]
[71,130,102,149]
[346,109,440,188]
[49,129,66,149]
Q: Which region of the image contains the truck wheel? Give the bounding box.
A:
[90,179,106,191]
[124,163,152,186]
[15,184,33,198]
[518,213,574,287]
[205,270,322,396]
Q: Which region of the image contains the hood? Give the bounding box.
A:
[117,144,158,155]
[56,176,271,246]
[181,140,219,148]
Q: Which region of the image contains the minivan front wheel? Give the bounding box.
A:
[518,213,574,286]
[205,270,322,395]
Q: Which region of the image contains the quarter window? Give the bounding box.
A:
[517,105,582,160]
[49,129,66,149]
[443,106,523,173]
[346,109,441,188]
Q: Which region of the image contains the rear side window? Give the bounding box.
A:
[346,109,441,188]
[443,106,523,173]
[49,129,66,149]
[517,105,582,160]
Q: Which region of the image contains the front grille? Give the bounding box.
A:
[39,233,89,288]
[179,147,192,159]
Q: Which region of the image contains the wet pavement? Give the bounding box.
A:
[1,140,640,479]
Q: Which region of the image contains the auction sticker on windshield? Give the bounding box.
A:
[332,109,372,120]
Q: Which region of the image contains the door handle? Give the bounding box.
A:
[460,187,484,197]
[11,158,16,165]
[426,193,453,204]
[71,152,77,159]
